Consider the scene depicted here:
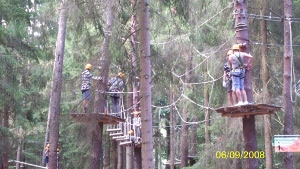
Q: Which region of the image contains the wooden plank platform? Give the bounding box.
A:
[71,113,125,124]
[214,103,281,118]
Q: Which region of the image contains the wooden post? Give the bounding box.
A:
[234,1,258,169]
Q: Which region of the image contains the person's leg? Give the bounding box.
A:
[82,90,91,112]
[111,96,117,113]
[115,97,120,116]
[232,75,243,104]
[227,91,233,106]
[240,76,248,103]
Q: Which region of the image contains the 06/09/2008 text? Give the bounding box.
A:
[215,151,265,159]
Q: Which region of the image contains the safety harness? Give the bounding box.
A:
[230,53,245,78]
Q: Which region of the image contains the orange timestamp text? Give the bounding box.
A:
[215,151,265,159]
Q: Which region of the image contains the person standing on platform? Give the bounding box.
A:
[44,144,50,168]
[108,72,124,117]
[223,50,235,106]
[81,63,102,113]
[228,44,253,106]
[132,111,141,138]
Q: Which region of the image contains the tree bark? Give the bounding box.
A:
[138,0,154,168]
[1,105,9,169]
[180,53,192,168]
[170,86,175,169]
[48,1,68,168]
[91,1,114,168]
[204,85,211,145]
[283,0,294,168]
[260,2,273,169]
[234,1,258,169]
[90,123,103,169]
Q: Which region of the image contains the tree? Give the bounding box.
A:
[48,0,68,168]
[234,0,258,168]
[260,1,273,168]
[90,1,115,168]
[180,52,192,168]
[283,0,294,168]
[138,0,154,168]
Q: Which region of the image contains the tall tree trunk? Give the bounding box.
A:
[170,86,175,169]
[260,2,273,169]
[130,0,142,167]
[90,123,103,169]
[104,132,111,168]
[204,83,211,168]
[283,0,294,168]
[1,105,9,169]
[126,146,133,169]
[204,80,211,145]
[234,1,258,169]
[91,1,114,168]
[138,0,153,168]
[180,54,192,168]
[48,1,68,168]
[16,131,24,169]
[111,140,118,169]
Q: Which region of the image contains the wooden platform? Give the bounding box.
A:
[214,104,281,118]
[71,113,125,124]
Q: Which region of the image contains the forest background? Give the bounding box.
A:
[0,0,300,168]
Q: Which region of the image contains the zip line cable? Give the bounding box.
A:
[147,1,234,46]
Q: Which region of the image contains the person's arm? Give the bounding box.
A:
[243,53,253,69]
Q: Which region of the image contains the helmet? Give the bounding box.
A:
[232,44,240,51]
[128,130,134,135]
[118,72,124,78]
[85,64,92,70]
[227,50,233,56]
[46,144,50,148]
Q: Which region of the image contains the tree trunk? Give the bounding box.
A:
[260,2,273,169]
[16,135,23,169]
[130,1,142,168]
[170,86,175,169]
[48,1,68,168]
[111,140,118,169]
[180,53,192,168]
[1,105,9,169]
[283,0,294,168]
[134,148,142,169]
[126,147,133,169]
[204,86,211,145]
[234,1,258,169]
[91,1,114,168]
[138,0,153,168]
[90,123,103,169]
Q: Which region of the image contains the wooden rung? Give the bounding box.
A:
[109,132,123,136]
[119,141,133,146]
[106,128,122,132]
[115,137,129,141]
[112,136,127,139]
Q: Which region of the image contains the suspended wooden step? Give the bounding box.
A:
[109,132,124,136]
[119,141,133,146]
[112,135,127,140]
[106,128,122,132]
[115,137,129,141]
[71,113,125,124]
[214,103,281,118]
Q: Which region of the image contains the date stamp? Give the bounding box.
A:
[215,151,265,159]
